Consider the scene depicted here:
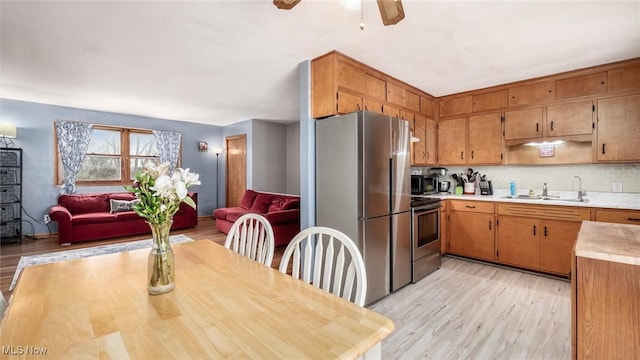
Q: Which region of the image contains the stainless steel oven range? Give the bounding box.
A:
[411,197,441,282]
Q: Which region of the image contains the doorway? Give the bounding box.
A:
[225,134,247,207]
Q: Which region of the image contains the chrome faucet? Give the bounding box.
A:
[572,176,587,201]
[542,182,548,197]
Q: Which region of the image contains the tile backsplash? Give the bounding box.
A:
[413,163,640,193]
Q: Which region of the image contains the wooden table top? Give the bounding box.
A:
[0,240,394,359]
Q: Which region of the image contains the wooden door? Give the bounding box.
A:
[539,219,581,276]
[546,100,594,137]
[468,113,503,164]
[496,216,540,269]
[437,117,467,165]
[597,94,640,161]
[225,134,246,207]
[504,107,544,140]
[448,211,495,261]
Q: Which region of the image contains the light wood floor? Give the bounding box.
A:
[370,256,571,359]
[1,219,571,359]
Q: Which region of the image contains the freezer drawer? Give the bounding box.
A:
[361,216,390,305]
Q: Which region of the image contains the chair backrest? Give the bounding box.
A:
[224,213,275,267]
[0,290,7,320]
[279,226,367,306]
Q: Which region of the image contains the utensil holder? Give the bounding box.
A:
[464,183,475,194]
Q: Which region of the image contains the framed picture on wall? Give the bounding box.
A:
[198,141,208,152]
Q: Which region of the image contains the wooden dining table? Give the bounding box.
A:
[0,240,394,359]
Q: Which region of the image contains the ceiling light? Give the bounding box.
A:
[523,140,566,147]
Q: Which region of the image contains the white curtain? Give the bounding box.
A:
[55,120,93,194]
[153,130,182,171]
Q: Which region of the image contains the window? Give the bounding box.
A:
[55,125,161,186]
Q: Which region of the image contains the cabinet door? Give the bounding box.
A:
[472,90,509,112]
[448,211,495,261]
[595,209,640,225]
[468,113,503,164]
[546,100,594,137]
[437,118,467,165]
[439,96,472,118]
[413,115,427,165]
[597,94,640,161]
[509,80,555,107]
[337,61,366,93]
[337,92,362,114]
[540,219,581,276]
[496,216,540,269]
[608,63,640,93]
[365,73,386,100]
[424,118,436,165]
[387,82,405,107]
[405,90,421,112]
[504,107,543,140]
[383,104,400,118]
[421,96,435,117]
[363,98,383,114]
[556,72,607,100]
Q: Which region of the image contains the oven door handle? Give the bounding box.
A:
[413,207,440,214]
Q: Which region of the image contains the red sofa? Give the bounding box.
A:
[49,192,198,245]
[213,189,300,247]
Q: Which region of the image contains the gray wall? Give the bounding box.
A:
[286,122,300,195]
[252,120,287,193]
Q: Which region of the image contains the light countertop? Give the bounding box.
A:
[415,189,640,210]
[575,221,640,265]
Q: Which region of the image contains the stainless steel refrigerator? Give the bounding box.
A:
[316,111,412,305]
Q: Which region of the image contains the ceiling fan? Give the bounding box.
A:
[273,0,405,26]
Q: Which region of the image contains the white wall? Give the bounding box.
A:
[415,163,640,193]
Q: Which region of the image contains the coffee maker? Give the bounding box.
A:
[427,167,449,193]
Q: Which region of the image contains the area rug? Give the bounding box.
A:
[9,234,193,291]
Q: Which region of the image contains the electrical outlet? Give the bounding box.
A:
[612,182,623,193]
[44,214,51,224]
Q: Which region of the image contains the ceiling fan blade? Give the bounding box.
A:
[273,0,301,10]
[376,0,405,26]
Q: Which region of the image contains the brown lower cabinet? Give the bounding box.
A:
[447,200,495,262]
[496,203,589,276]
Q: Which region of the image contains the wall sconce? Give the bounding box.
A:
[0,123,17,148]
[197,141,208,152]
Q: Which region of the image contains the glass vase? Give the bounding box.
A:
[147,220,175,295]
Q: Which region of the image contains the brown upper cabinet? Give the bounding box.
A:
[608,63,640,94]
[556,72,607,100]
[472,90,509,112]
[545,100,594,138]
[509,80,556,107]
[468,113,503,164]
[439,96,473,118]
[413,115,436,166]
[596,94,640,162]
[311,51,435,119]
[504,107,544,141]
[437,117,467,165]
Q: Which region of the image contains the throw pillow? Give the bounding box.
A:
[282,198,300,210]
[110,199,139,213]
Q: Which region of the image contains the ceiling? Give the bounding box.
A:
[1,1,638,126]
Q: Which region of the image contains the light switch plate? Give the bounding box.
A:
[612,182,623,193]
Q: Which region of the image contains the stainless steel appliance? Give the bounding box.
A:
[411,175,424,195]
[411,197,441,282]
[316,111,412,305]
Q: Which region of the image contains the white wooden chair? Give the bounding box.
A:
[224,213,275,267]
[0,290,7,320]
[279,226,367,306]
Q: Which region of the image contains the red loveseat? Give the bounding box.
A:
[213,189,300,247]
[49,192,198,245]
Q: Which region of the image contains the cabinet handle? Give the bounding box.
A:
[533,225,537,236]
[357,103,361,111]
[425,152,429,160]
[627,217,640,222]
[488,221,492,231]
[602,143,606,154]
[364,105,368,111]
[536,123,539,133]
[471,150,474,159]
[465,205,476,209]
[550,121,554,131]
[544,226,547,237]
[461,151,464,159]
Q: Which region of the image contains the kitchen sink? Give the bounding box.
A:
[500,195,589,203]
